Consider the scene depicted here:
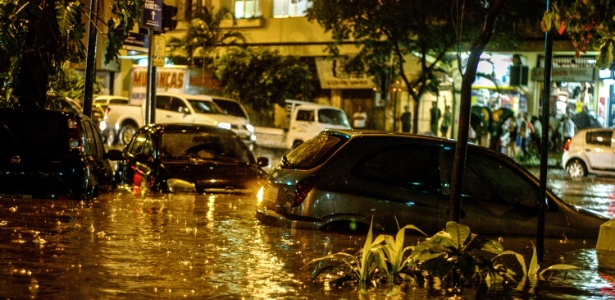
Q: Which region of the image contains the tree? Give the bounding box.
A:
[541,0,615,69]
[214,48,311,118]
[167,7,246,67]
[306,0,543,134]
[0,0,142,107]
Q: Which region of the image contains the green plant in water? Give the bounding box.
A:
[491,241,579,293]
[372,224,427,286]
[304,218,388,291]
[410,221,505,291]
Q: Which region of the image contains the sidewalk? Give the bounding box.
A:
[516,150,562,168]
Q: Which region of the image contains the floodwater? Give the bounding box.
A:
[1,150,615,299]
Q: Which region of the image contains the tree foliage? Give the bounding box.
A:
[542,0,615,69]
[306,0,543,133]
[167,7,246,67]
[214,48,311,112]
[0,0,142,106]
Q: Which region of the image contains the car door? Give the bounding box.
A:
[156,95,194,123]
[583,130,614,172]
[340,141,447,233]
[82,119,114,191]
[121,131,155,191]
[440,148,570,236]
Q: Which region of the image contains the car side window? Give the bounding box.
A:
[352,144,442,192]
[463,151,538,208]
[88,121,105,157]
[585,130,612,147]
[156,96,171,111]
[170,97,188,113]
[296,109,314,121]
[129,133,149,155]
[81,119,98,157]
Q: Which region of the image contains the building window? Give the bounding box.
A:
[273,0,312,18]
[234,0,261,19]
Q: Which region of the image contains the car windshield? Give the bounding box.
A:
[160,131,252,163]
[187,99,225,114]
[213,99,248,119]
[318,108,350,127]
[282,133,347,168]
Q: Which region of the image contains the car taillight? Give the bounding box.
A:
[292,175,320,207]
[563,138,571,151]
[67,118,82,151]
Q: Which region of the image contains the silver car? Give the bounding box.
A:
[256,130,609,238]
[562,128,615,178]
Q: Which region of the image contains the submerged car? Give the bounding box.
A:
[111,123,269,194]
[562,128,615,178]
[0,108,115,200]
[256,130,609,238]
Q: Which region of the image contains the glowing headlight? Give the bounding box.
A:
[217,122,232,130]
[99,121,107,131]
[246,124,254,133]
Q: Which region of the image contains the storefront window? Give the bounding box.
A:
[273,0,312,18]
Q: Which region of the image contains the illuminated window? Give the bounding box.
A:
[273,0,312,18]
[234,0,261,19]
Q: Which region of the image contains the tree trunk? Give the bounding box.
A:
[449,0,509,222]
[13,0,58,107]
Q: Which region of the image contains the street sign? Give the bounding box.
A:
[152,35,166,67]
[123,32,148,52]
[141,0,162,30]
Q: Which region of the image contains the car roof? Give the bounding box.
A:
[325,129,512,157]
[142,123,237,135]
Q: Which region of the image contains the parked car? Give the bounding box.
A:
[110,123,269,195]
[0,108,115,200]
[562,128,615,177]
[93,95,131,145]
[256,130,609,238]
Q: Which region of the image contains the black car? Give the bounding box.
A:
[111,123,269,194]
[0,108,115,200]
[256,130,610,238]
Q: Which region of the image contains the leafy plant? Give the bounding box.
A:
[408,221,505,290]
[491,241,579,293]
[304,218,388,290]
[372,224,427,286]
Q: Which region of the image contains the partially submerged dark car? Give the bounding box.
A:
[0,108,115,200]
[256,130,610,238]
[111,123,269,194]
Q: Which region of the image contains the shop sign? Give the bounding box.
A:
[315,57,374,89]
[532,67,595,82]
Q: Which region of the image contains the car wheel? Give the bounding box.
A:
[119,124,137,146]
[567,159,587,178]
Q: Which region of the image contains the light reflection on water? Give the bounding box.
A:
[0,192,614,299]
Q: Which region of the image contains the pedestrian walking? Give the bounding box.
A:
[440,105,452,138]
[352,105,368,129]
[429,102,441,136]
[399,105,412,133]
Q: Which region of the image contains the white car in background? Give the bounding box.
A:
[562,128,615,177]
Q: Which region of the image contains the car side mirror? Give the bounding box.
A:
[106,149,124,161]
[257,156,269,168]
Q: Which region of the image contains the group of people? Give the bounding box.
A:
[352,102,452,137]
[399,102,452,137]
[497,111,579,161]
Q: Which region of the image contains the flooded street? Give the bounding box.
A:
[1,151,615,299]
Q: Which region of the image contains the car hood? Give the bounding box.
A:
[198,113,247,126]
[565,204,612,239]
[162,159,266,194]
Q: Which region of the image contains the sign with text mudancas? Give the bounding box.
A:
[141,0,162,30]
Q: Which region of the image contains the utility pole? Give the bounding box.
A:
[83,0,99,117]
